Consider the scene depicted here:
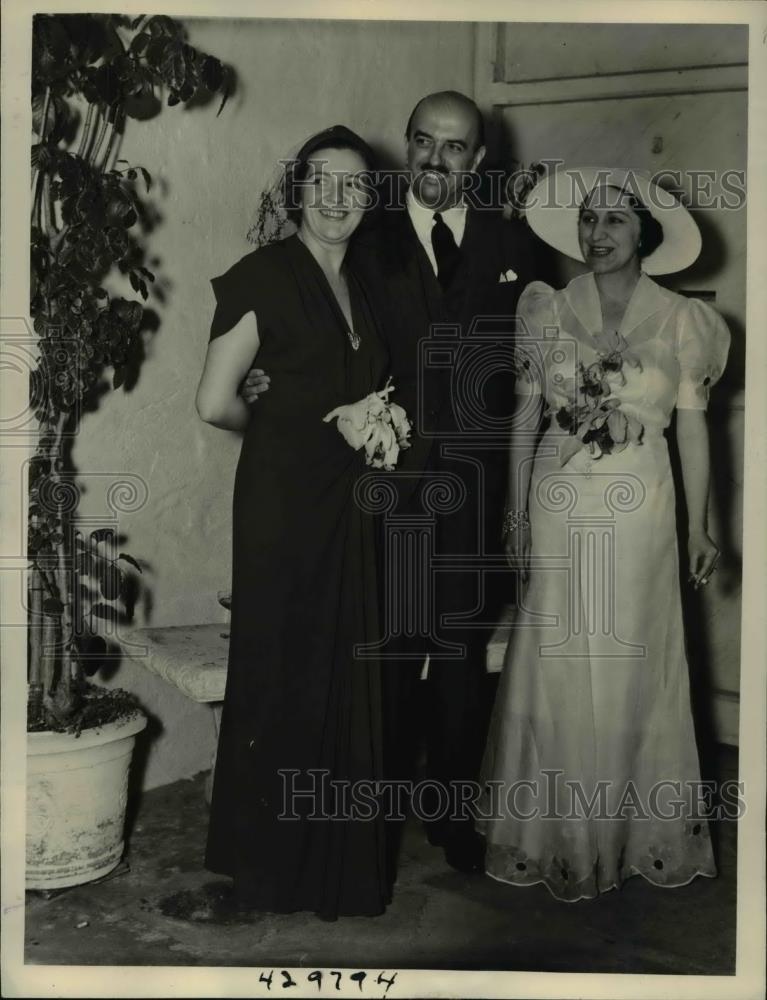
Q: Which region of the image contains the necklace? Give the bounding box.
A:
[296,231,359,349]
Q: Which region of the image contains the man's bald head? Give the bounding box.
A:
[405,91,485,151]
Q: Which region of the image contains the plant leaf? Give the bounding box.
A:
[216,68,232,116]
[99,564,123,601]
[130,29,149,51]
[145,36,170,70]
[90,527,115,545]
[90,602,117,622]
[626,416,644,443]
[94,62,123,107]
[607,409,628,444]
[201,55,223,92]
[117,552,143,573]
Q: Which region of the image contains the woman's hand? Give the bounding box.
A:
[505,523,532,584]
[688,529,720,589]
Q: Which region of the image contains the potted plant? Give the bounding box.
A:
[26,13,232,889]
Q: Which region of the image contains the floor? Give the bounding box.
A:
[25,747,737,975]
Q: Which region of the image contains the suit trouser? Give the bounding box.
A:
[382,641,491,840]
[376,461,501,862]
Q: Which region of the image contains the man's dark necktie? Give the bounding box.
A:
[431,212,461,290]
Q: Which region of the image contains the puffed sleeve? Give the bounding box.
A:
[209,253,258,341]
[514,280,556,396]
[675,297,731,410]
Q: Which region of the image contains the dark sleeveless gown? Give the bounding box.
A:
[204,234,391,919]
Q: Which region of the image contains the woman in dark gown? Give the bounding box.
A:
[195,127,391,920]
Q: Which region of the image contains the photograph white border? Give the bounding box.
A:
[2,2,765,997]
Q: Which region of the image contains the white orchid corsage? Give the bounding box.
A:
[323,377,412,471]
[549,330,645,467]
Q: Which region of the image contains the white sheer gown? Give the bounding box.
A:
[478,272,730,901]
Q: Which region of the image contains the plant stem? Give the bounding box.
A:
[99,120,115,172]
[28,566,44,689]
[90,107,110,167]
[32,170,45,232]
[37,563,59,602]
[38,86,51,142]
[100,112,122,172]
[45,173,57,237]
[41,174,51,241]
[51,410,77,712]
[28,562,45,727]
[31,87,52,215]
[77,103,96,160]
[40,604,59,715]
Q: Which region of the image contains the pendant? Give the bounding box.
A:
[347,329,360,351]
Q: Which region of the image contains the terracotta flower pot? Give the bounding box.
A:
[26,711,147,890]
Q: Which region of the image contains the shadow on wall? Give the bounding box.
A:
[685,208,746,389]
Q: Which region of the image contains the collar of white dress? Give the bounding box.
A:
[565,271,677,338]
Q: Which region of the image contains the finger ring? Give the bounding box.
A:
[700,576,709,586]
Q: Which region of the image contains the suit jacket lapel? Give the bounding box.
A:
[448,208,501,329]
[405,213,446,323]
[382,207,445,321]
[445,208,476,314]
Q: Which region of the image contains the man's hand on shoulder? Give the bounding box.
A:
[240,367,270,403]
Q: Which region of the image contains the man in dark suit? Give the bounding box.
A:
[243,91,546,873]
[354,91,544,873]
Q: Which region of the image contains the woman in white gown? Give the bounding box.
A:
[478,167,730,901]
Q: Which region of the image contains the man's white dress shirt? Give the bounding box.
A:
[406,188,467,277]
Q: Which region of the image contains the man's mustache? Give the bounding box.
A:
[418,165,450,176]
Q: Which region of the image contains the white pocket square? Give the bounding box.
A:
[499,269,518,283]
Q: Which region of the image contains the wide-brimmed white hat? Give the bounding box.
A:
[524,166,701,275]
